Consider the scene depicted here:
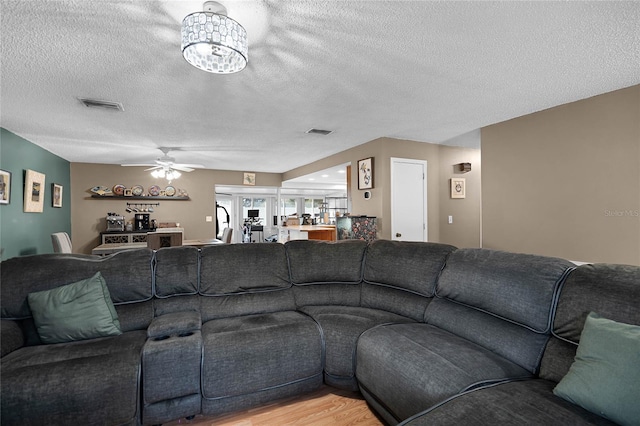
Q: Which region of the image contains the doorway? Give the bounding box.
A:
[391,157,427,242]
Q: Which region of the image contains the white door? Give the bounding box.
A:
[391,158,427,241]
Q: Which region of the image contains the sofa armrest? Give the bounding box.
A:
[1,320,25,357]
[147,311,201,339]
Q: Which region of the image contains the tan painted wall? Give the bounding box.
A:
[439,148,482,248]
[284,138,482,245]
[70,163,282,254]
[482,85,640,265]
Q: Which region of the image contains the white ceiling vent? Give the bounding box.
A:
[306,128,333,136]
[78,98,124,111]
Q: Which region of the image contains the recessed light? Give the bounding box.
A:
[321,174,329,178]
[308,178,315,181]
[337,170,345,174]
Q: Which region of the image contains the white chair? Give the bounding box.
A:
[51,232,72,253]
[221,227,233,243]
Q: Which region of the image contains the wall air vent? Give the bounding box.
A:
[78,98,124,111]
[306,128,333,136]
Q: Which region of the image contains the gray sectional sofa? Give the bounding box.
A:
[1,240,638,426]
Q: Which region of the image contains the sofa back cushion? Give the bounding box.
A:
[362,240,456,320]
[540,263,640,382]
[425,248,574,373]
[285,240,367,307]
[154,246,200,298]
[199,244,295,321]
[1,250,154,336]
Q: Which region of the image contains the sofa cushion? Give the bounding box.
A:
[553,312,640,426]
[200,244,290,295]
[363,240,455,297]
[201,311,322,400]
[540,263,640,382]
[356,323,532,422]
[1,330,146,426]
[361,241,456,321]
[426,248,573,373]
[552,264,640,344]
[154,246,199,297]
[399,380,616,426]
[1,250,154,320]
[27,272,121,344]
[286,240,367,285]
[434,248,573,333]
[299,305,414,390]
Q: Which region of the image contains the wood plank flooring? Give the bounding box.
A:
[164,386,385,426]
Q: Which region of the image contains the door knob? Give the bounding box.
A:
[396,233,402,237]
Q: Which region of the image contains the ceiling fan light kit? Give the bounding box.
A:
[121,148,204,182]
[181,1,248,74]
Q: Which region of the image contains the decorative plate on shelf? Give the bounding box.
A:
[131,185,144,196]
[90,186,109,195]
[148,185,161,196]
[112,184,125,196]
[165,186,176,197]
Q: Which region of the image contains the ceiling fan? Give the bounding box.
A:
[121,147,205,173]
[121,147,205,182]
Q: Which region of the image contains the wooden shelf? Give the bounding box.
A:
[90,195,190,200]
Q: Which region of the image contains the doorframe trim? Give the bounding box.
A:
[390,157,428,242]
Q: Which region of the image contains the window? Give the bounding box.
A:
[242,198,267,224]
[281,198,297,216]
[304,198,323,218]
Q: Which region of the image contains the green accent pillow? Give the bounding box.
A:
[27,272,122,344]
[553,312,640,426]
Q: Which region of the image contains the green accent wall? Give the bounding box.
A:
[0,128,71,260]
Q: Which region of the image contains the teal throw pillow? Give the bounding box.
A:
[28,272,122,344]
[553,312,640,426]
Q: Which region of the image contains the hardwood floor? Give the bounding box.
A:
[164,386,385,426]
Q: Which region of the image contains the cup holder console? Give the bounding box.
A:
[178,332,194,338]
[153,335,170,341]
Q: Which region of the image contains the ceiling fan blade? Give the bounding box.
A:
[175,163,205,168]
[171,165,195,172]
[144,166,163,171]
[121,163,157,167]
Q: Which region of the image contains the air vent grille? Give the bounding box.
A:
[78,98,124,111]
[306,128,333,136]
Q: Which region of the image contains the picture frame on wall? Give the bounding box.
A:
[24,169,46,213]
[358,157,374,190]
[0,169,11,205]
[451,177,466,199]
[243,172,256,186]
[52,183,63,208]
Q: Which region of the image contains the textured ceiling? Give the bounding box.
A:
[1,1,639,173]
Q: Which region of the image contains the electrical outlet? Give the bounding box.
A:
[205,216,213,222]
[448,215,453,224]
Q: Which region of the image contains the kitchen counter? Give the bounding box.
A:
[91,239,224,255]
[283,225,336,241]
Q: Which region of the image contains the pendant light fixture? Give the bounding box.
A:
[181,1,248,74]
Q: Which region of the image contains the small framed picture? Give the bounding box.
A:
[52,183,63,208]
[451,178,466,199]
[0,169,11,205]
[24,169,46,213]
[243,172,256,186]
[358,157,374,190]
